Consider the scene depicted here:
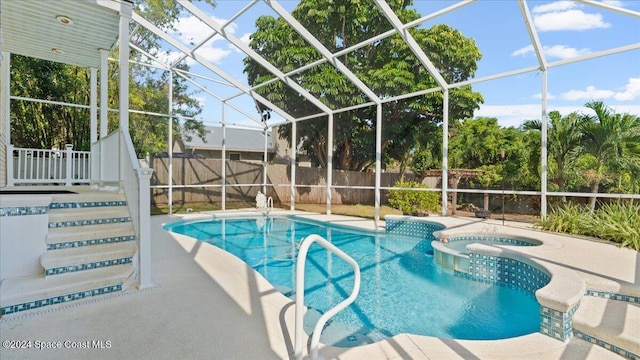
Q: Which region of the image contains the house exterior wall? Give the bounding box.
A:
[272,126,311,167]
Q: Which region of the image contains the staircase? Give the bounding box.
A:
[0,189,137,318]
[573,292,640,360]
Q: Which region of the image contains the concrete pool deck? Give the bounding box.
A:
[0,210,638,359]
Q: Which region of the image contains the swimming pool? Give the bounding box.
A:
[164,215,540,347]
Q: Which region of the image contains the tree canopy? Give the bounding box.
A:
[244,0,483,170]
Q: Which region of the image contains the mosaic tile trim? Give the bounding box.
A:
[585,289,640,304]
[574,329,639,360]
[448,235,539,247]
[49,200,127,209]
[0,206,49,217]
[49,216,131,228]
[1,284,123,316]
[540,303,578,341]
[45,257,132,276]
[468,254,551,294]
[48,234,136,250]
[385,219,445,239]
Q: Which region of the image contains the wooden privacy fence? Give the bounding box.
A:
[150,158,417,206]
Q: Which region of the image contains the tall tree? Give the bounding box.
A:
[522,110,581,201]
[578,101,640,210]
[449,117,503,169]
[244,0,483,171]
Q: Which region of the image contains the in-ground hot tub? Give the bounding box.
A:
[432,234,542,273]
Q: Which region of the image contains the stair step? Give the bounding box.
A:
[47,222,135,249]
[41,242,137,276]
[48,207,131,228]
[1,265,134,316]
[49,188,125,205]
[573,295,640,358]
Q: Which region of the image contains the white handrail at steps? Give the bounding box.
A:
[295,234,361,360]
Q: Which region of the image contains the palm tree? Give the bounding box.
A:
[522,110,581,202]
[578,101,640,210]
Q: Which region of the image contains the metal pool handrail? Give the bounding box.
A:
[294,234,361,360]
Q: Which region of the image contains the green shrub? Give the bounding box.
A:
[537,201,640,251]
[387,180,440,214]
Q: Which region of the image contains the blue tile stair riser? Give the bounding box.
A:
[585,289,640,304]
[48,217,132,228]
[45,258,133,275]
[574,330,639,360]
[48,235,136,250]
[0,206,49,217]
[49,201,127,209]
[0,284,123,315]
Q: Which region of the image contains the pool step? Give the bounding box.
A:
[48,207,131,228]
[0,265,134,317]
[40,241,137,276]
[573,295,640,359]
[0,189,137,318]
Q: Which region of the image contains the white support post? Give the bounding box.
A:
[136,167,154,289]
[6,144,14,186]
[99,49,109,138]
[374,103,382,222]
[168,70,173,215]
[90,68,98,144]
[118,13,130,131]
[263,127,268,195]
[1,51,10,186]
[442,90,449,216]
[326,113,333,215]
[2,52,9,146]
[541,70,548,218]
[221,105,226,211]
[290,121,297,211]
[65,144,74,186]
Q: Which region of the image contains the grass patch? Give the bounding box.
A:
[292,203,403,219]
[151,201,253,215]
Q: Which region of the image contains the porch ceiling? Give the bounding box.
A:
[0,0,124,68]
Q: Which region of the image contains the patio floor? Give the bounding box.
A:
[0,211,637,359]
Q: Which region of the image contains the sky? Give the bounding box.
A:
[150,0,640,129]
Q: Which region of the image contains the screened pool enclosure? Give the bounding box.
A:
[2,0,639,221]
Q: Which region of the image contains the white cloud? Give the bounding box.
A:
[613,77,640,101]
[601,0,624,7]
[173,15,237,45]
[477,103,640,128]
[154,50,186,67]
[532,92,557,100]
[511,44,590,60]
[511,45,533,57]
[532,1,578,14]
[534,10,611,31]
[167,15,238,64]
[239,33,252,46]
[194,46,233,64]
[561,86,615,101]
[543,45,590,59]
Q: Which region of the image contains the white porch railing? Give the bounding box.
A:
[7,144,91,186]
[91,128,154,289]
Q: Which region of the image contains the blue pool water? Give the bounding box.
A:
[164,216,540,346]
